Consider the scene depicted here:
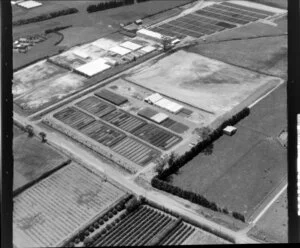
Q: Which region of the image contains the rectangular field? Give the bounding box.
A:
[102,109,147,133]
[75,96,116,118]
[13,60,67,98]
[13,125,69,193]
[126,50,281,115]
[53,107,95,130]
[95,89,128,106]
[248,190,287,243]
[13,162,127,248]
[80,120,127,148]
[111,137,161,166]
[168,84,287,220]
[133,123,182,150]
[138,107,188,134]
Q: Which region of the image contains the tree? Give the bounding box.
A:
[39,132,47,142]
[25,125,34,137]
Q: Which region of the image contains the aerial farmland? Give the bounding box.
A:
[12,0,288,246]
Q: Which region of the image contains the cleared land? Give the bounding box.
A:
[168,84,287,220]
[126,50,281,115]
[13,162,127,248]
[13,125,69,192]
[14,67,86,113]
[248,190,287,243]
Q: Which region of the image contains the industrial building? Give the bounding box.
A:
[137,29,164,43]
[144,93,183,114]
[120,41,142,51]
[75,58,111,77]
[109,46,131,56]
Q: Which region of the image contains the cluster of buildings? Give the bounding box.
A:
[13,35,46,53]
[145,93,184,114]
[11,0,42,9]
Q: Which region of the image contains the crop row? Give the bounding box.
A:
[93,205,176,246]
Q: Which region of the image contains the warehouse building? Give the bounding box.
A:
[109,46,131,56]
[75,58,111,77]
[120,41,142,51]
[17,0,42,9]
[150,113,169,124]
[154,98,183,114]
[137,29,164,43]
[144,93,163,104]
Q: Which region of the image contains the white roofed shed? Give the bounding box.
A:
[76,58,111,77]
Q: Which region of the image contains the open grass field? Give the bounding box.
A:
[13,162,127,248]
[248,190,287,243]
[191,18,287,79]
[13,125,69,192]
[168,83,287,220]
[126,50,281,115]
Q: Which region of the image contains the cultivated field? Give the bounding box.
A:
[182,228,230,245]
[84,203,230,246]
[168,84,287,220]
[13,125,69,193]
[248,190,287,243]
[126,50,281,115]
[13,162,127,248]
[51,106,161,167]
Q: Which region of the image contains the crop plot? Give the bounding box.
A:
[75,96,116,118]
[53,107,95,130]
[93,205,178,246]
[80,120,126,148]
[13,162,127,248]
[102,109,147,133]
[160,222,196,245]
[138,107,188,134]
[150,1,282,39]
[112,137,161,166]
[133,123,182,150]
[95,89,128,106]
[195,1,277,26]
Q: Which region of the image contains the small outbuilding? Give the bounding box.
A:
[135,19,143,25]
[223,126,237,136]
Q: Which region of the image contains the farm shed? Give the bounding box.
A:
[151,113,169,124]
[223,126,237,136]
[155,98,183,114]
[171,39,181,45]
[109,46,131,56]
[137,29,164,42]
[18,0,42,9]
[135,19,143,25]
[73,50,89,60]
[140,45,157,54]
[120,41,142,51]
[145,93,163,104]
[76,58,111,77]
[95,89,128,106]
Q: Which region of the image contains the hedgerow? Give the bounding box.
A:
[13,8,78,26]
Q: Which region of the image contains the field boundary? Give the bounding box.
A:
[13,159,71,197]
[42,117,139,174]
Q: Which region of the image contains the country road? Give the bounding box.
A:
[14,112,258,244]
